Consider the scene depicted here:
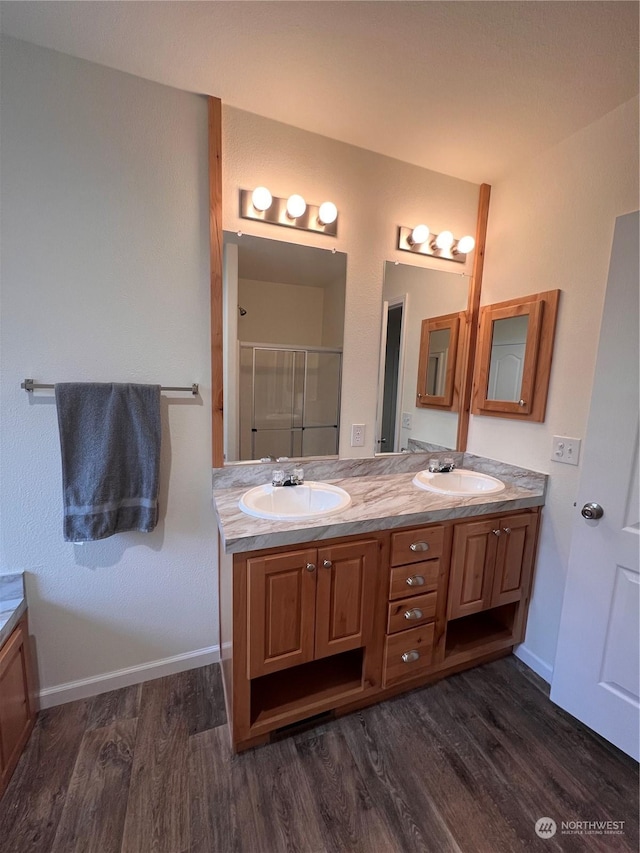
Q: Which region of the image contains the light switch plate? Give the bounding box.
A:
[401,412,412,430]
[551,436,581,466]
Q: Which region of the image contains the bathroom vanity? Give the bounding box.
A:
[0,573,36,797]
[213,454,546,752]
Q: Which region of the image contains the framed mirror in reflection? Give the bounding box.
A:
[223,232,347,463]
[377,262,470,453]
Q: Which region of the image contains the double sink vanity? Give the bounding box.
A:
[213,451,546,752]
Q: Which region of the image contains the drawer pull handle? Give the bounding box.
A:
[409,541,429,552]
[323,559,333,568]
[401,650,420,664]
[405,575,425,587]
[305,562,316,572]
[404,608,423,621]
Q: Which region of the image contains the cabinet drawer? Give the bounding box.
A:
[387,592,437,634]
[389,559,440,600]
[382,623,435,687]
[390,526,444,566]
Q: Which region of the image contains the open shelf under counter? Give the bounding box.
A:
[444,603,518,666]
[250,648,365,730]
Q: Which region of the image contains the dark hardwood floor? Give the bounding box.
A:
[1,657,637,853]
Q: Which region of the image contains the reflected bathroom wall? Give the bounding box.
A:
[379,262,470,451]
[224,233,347,462]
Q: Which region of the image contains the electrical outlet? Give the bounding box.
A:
[551,435,582,466]
[351,424,365,447]
[401,412,412,430]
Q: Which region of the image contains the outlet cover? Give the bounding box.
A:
[401,412,412,430]
[551,435,581,466]
[351,424,365,447]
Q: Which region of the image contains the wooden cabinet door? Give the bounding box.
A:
[314,539,379,660]
[0,619,34,797]
[448,519,501,619]
[491,512,538,607]
[247,548,317,678]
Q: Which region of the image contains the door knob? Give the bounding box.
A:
[492,529,502,536]
[305,562,316,572]
[581,502,604,520]
[323,559,333,569]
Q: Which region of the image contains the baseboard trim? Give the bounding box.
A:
[515,644,553,683]
[38,645,221,709]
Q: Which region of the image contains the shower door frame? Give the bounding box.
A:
[240,342,343,461]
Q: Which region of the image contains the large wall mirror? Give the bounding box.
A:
[223,232,347,463]
[377,262,470,452]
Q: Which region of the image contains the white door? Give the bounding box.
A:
[550,211,639,760]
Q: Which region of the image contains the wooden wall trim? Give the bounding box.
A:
[209,96,224,468]
[456,183,491,451]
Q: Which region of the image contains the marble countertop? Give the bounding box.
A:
[0,572,26,649]
[213,453,547,554]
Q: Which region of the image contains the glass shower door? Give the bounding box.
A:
[302,351,341,456]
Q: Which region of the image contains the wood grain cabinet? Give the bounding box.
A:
[447,511,538,620]
[0,614,36,798]
[381,524,450,688]
[247,539,379,678]
[222,508,541,752]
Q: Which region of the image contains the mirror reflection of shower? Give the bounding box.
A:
[223,233,347,462]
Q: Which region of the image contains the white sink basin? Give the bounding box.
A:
[412,468,505,497]
[239,481,352,521]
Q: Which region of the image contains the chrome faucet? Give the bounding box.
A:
[428,457,456,474]
[272,466,304,487]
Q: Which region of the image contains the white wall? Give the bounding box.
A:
[223,106,480,456]
[237,278,325,345]
[0,37,217,702]
[468,96,640,679]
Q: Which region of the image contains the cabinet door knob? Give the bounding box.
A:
[305,562,316,572]
[405,575,425,587]
[404,608,423,621]
[518,399,526,407]
[401,650,420,664]
[492,529,502,536]
[409,541,429,552]
[502,527,511,534]
[323,559,332,569]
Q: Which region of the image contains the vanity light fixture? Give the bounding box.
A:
[318,201,338,226]
[286,194,307,219]
[434,230,455,251]
[397,224,475,264]
[251,186,273,212]
[408,224,430,246]
[239,188,339,236]
[456,235,476,254]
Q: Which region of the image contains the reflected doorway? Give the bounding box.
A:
[377,298,406,452]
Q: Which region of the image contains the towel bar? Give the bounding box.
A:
[21,379,199,395]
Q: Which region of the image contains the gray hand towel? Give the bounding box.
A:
[55,383,161,542]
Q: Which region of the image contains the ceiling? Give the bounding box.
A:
[225,232,346,287]
[1,1,638,183]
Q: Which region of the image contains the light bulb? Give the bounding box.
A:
[286,194,306,219]
[456,235,475,254]
[318,201,338,226]
[435,230,455,250]
[409,224,429,246]
[251,186,272,212]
